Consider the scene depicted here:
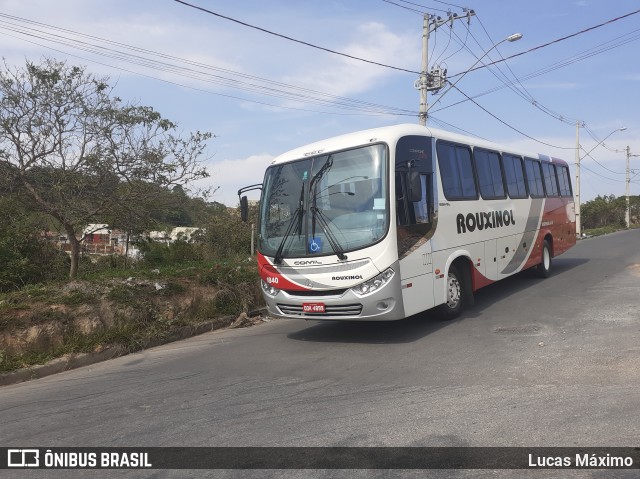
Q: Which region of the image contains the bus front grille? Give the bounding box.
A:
[282,289,347,297]
[276,303,363,317]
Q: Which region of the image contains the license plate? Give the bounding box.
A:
[302,302,325,313]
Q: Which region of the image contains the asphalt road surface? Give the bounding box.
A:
[1,229,639,479]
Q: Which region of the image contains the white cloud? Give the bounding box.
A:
[0,0,249,88]
[206,153,274,206]
[280,21,417,102]
[495,136,575,160]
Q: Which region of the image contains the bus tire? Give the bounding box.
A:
[437,264,465,320]
[536,240,552,278]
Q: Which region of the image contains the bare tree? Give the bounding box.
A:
[0,58,211,278]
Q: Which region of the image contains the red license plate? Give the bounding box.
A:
[302,302,325,313]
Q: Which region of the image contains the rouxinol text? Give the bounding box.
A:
[456,210,515,234]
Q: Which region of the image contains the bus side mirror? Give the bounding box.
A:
[407,171,422,203]
[240,196,249,222]
[237,184,263,222]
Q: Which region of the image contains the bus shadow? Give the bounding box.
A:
[286,314,448,344]
[286,257,589,344]
[466,257,589,313]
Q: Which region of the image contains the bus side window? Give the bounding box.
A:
[396,172,409,225]
[396,172,431,226]
[542,162,560,197]
[557,165,572,197]
[412,174,430,224]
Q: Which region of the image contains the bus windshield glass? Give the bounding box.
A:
[259,144,388,259]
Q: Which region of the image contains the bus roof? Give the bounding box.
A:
[269,123,568,167]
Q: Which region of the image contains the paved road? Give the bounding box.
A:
[1,229,639,478]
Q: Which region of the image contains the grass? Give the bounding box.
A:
[55,290,99,306]
[0,257,263,374]
[76,260,217,281]
[0,323,147,373]
[583,225,625,237]
[0,349,57,373]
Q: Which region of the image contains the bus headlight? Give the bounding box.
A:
[350,268,395,297]
[261,279,280,297]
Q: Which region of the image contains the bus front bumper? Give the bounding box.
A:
[262,272,404,321]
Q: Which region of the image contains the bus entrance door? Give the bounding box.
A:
[398,241,434,317]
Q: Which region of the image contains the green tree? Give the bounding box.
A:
[0,194,69,290]
[631,195,640,226]
[0,58,211,278]
[581,194,625,229]
[200,202,259,259]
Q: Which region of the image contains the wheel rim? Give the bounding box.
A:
[446,273,461,308]
[543,246,550,270]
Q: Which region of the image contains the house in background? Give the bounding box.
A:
[83,224,114,255]
[147,227,201,245]
[84,224,144,258]
[48,224,198,259]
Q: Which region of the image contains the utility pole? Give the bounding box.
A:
[417,10,474,125]
[575,121,582,237]
[418,13,429,126]
[625,146,639,228]
[626,146,631,228]
[574,124,625,236]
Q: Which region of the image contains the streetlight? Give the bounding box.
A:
[574,125,626,236]
[424,33,523,118]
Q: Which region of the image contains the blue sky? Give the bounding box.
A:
[1,0,639,205]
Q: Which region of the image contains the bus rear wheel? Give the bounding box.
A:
[437,264,465,320]
[535,240,552,278]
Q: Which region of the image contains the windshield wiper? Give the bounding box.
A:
[273,182,305,265]
[308,155,347,261]
[310,206,347,260]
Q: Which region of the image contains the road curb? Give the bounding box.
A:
[0,309,267,387]
[0,345,126,387]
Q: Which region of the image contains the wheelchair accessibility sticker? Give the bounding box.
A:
[308,237,322,254]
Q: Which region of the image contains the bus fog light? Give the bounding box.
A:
[376,301,390,311]
[351,268,395,297]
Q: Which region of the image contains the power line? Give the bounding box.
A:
[382,0,452,15]
[439,22,469,63]
[429,115,491,141]
[583,125,627,153]
[392,0,469,12]
[475,15,576,126]
[448,8,640,78]
[475,15,579,126]
[0,13,417,117]
[580,148,626,175]
[431,25,640,116]
[448,84,574,150]
[381,0,431,15]
[580,164,627,183]
[3,30,393,117]
[173,0,420,74]
[434,15,582,128]
[424,20,584,146]
[0,32,413,118]
[430,0,469,9]
[441,23,541,116]
[432,21,453,64]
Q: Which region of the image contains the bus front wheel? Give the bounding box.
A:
[535,240,552,278]
[437,264,465,320]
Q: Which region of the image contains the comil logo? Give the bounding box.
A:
[8,449,40,467]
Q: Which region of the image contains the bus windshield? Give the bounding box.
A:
[259,143,389,260]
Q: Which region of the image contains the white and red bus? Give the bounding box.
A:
[239,124,576,320]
